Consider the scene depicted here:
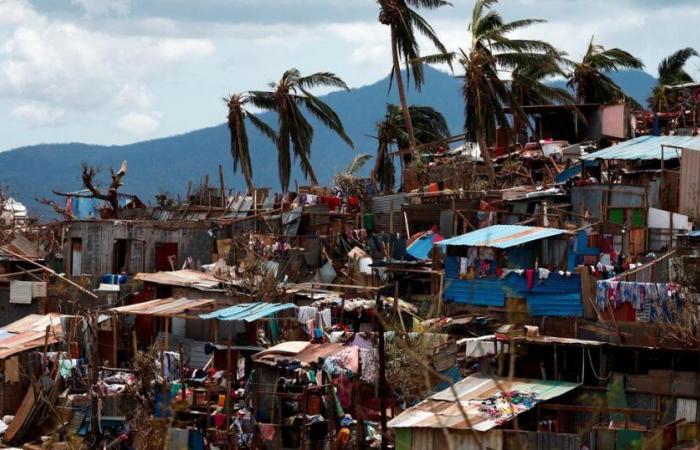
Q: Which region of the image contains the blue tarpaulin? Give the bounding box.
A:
[67,189,141,219]
[199,303,296,322]
[406,232,443,260]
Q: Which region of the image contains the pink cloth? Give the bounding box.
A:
[336,346,359,373]
[259,423,276,441]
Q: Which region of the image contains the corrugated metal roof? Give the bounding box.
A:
[581,135,700,161]
[0,313,64,360]
[438,225,567,249]
[199,302,296,322]
[109,297,215,317]
[388,374,579,431]
[134,270,222,291]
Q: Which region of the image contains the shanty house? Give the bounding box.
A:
[0,314,64,416]
[63,220,214,277]
[439,225,583,317]
[574,135,700,256]
[389,374,580,450]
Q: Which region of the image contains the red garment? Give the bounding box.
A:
[319,196,341,211]
[347,196,360,209]
[525,269,535,290]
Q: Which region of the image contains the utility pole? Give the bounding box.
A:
[375,281,388,450]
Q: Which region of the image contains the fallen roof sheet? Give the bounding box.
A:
[199,302,296,322]
[253,341,345,366]
[0,313,64,360]
[109,297,215,317]
[438,225,567,249]
[388,374,579,432]
[581,135,700,161]
[134,269,222,291]
[0,235,46,261]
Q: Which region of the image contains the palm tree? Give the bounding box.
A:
[377,0,450,164]
[649,47,697,112]
[249,69,354,192]
[509,52,575,107]
[567,36,644,104]
[422,0,558,186]
[372,104,450,193]
[224,94,278,192]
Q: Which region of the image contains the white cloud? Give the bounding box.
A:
[71,0,131,18]
[116,111,160,137]
[0,1,215,115]
[0,0,43,26]
[11,102,64,125]
[112,83,154,109]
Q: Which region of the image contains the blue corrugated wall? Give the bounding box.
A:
[443,256,506,306]
[443,256,583,316]
[505,272,583,317]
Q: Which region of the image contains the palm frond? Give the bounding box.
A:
[346,153,373,175]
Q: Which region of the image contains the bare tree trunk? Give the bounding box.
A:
[476,126,497,188]
[391,26,417,188]
[236,128,255,193]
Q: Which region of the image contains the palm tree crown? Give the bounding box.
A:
[249,69,354,192]
[224,93,278,192]
[423,0,560,186]
[567,36,644,104]
[377,0,450,177]
[649,47,697,112]
[372,104,450,193]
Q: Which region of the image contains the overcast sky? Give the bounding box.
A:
[0,0,698,150]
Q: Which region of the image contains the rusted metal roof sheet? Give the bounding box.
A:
[0,313,64,360]
[109,297,215,317]
[0,236,46,261]
[134,269,222,291]
[253,341,345,366]
[388,374,579,432]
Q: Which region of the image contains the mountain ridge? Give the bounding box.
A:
[0,68,657,218]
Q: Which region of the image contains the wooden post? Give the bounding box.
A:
[131,330,137,356]
[178,342,186,399]
[111,315,118,368]
[375,286,388,450]
[161,318,168,379]
[226,337,232,428]
[553,344,559,381]
[89,313,101,446]
[43,325,50,372]
[218,164,226,207]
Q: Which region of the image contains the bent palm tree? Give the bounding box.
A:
[377,0,450,165]
[567,36,644,104]
[372,104,450,193]
[649,47,697,112]
[249,69,354,192]
[422,0,558,186]
[225,94,278,192]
